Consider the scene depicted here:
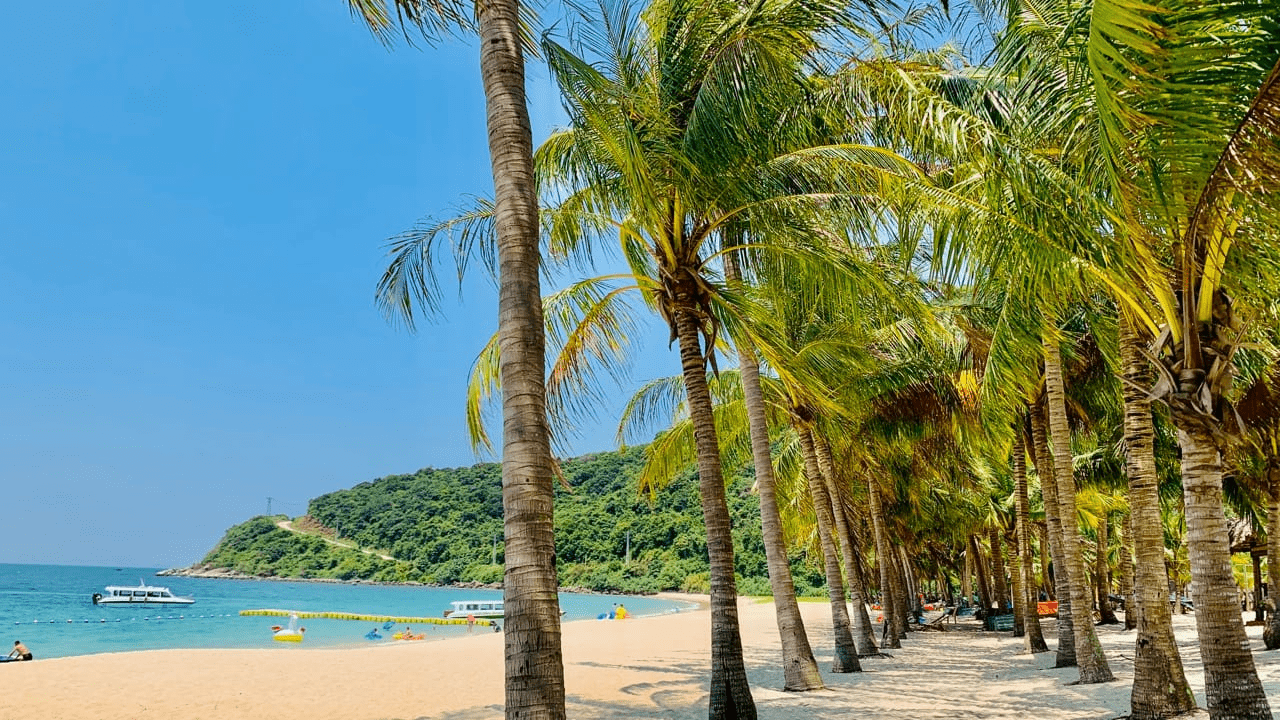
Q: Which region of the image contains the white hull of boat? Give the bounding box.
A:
[92,596,195,605]
[93,580,195,606]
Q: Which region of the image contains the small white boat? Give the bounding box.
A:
[92,580,195,606]
[444,600,504,620]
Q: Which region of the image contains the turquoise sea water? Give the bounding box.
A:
[0,564,694,659]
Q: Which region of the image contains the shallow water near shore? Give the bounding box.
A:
[1,563,693,659]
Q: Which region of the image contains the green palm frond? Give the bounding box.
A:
[376,198,497,330]
[346,0,471,43]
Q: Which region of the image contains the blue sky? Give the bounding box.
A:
[0,2,671,568]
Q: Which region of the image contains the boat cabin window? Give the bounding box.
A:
[134,591,147,597]
[148,591,161,597]
[480,604,493,611]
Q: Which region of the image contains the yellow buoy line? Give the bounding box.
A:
[239,609,476,626]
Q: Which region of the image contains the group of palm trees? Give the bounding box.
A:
[344,0,1279,719]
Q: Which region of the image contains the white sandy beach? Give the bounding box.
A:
[6,596,1280,720]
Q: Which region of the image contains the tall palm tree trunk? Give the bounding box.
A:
[814,436,878,656]
[868,478,900,648]
[1030,402,1076,667]
[1117,514,1137,631]
[1039,524,1052,600]
[990,527,1012,614]
[1266,464,1280,650]
[726,256,824,691]
[1095,516,1119,625]
[1014,430,1050,652]
[1178,425,1270,720]
[480,4,565,716]
[961,549,972,607]
[842,506,882,655]
[1120,317,1196,718]
[1008,531,1027,637]
[673,304,756,719]
[970,535,994,613]
[895,547,914,634]
[1043,336,1114,683]
[798,426,862,671]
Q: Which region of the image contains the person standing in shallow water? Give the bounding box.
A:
[8,641,32,661]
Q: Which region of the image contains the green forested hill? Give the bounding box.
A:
[196,445,826,594]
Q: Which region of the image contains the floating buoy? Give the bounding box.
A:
[240,609,473,626]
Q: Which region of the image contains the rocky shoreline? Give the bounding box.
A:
[156,563,640,596]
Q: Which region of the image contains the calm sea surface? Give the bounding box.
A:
[0,564,695,659]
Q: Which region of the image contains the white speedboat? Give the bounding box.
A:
[444,600,504,619]
[92,580,195,605]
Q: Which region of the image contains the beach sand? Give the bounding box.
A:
[6,596,1280,720]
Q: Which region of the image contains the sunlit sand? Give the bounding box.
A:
[8,594,1277,719]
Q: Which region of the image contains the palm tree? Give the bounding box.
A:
[1043,335,1115,683]
[531,1,896,713]
[1088,1,1280,713]
[1120,315,1196,718]
[724,253,825,690]
[796,423,862,671]
[1027,398,1076,668]
[1012,427,1049,652]
[346,2,565,717]
[814,432,880,656]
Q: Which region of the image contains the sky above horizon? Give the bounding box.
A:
[1,2,672,568]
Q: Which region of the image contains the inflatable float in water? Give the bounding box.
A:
[271,614,306,643]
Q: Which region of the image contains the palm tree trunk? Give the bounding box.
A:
[896,546,914,634]
[868,478,900,648]
[1178,425,1271,719]
[989,527,1011,615]
[1265,465,1280,650]
[672,304,756,719]
[1095,516,1120,625]
[842,506,881,655]
[1043,335,1114,683]
[1039,523,1052,600]
[960,548,972,608]
[1008,531,1027,637]
[1030,401,1076,668]
[1014,429,1050,652]
[798,426,861,672]
[814,435,878,656]
[1117,513,1137,631]
[1252,555,1264,624]
[970,535,993,613]
[725,254,824,691]
[480,4,565,716]
[1120,316,1196,718]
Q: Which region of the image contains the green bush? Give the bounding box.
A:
[681,572,711,594]
[195,447,826,596]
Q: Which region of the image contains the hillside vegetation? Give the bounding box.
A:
[197,445,825,594]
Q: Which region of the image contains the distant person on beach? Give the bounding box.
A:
[8,641,32,661]
[490,621,500,633]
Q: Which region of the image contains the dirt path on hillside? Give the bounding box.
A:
[275,519,397,562]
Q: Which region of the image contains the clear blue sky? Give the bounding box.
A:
[0,1,671,568]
